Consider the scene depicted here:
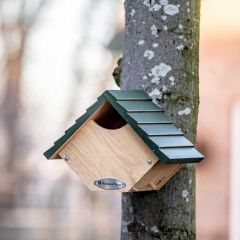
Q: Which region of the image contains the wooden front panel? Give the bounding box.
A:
[58,120,159,192]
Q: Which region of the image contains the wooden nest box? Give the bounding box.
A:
[44,90,204,192]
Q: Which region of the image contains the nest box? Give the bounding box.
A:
[44,90,204,192]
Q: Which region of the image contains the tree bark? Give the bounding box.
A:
[120,0,200,239]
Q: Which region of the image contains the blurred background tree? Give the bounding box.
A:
[0,0,48,205]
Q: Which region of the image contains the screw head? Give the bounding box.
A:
[63,154,70,161]
[147,159,152,165]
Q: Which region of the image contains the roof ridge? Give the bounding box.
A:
[44,90,204,163]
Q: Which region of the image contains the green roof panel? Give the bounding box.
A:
[128,112,172,124]
[108,90,151,100]
[138,124,183,136]
[117,100,162,112]
[149,136,194,148]
[160,147,204,163]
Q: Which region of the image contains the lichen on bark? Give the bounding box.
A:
[119,0,201,239]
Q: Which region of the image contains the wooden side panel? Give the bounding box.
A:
[130,163,182,191]
[58,120,159,192]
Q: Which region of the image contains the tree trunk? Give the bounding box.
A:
[120,0,200,239]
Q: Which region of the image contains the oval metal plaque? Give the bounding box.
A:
[94,178,126,190]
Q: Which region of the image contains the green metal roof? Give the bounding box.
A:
[44,90,204,164]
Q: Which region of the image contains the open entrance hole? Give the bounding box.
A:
[92,101,127,129]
